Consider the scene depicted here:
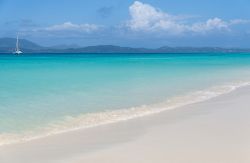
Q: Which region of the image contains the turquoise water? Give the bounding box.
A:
[1,53,250,144]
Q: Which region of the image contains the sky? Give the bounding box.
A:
[1,0,250,48]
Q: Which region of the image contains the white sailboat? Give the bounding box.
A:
[13,35,23,55]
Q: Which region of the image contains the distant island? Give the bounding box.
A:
[1,37,250,54]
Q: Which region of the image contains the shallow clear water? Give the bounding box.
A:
[1,53,250,143]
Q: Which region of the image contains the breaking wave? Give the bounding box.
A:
[0,81,250,146]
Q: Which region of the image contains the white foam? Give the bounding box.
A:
[0,81,250,146]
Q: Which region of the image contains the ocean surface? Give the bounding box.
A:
[1,53,250,145]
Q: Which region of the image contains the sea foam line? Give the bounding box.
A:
[0,81,250,146]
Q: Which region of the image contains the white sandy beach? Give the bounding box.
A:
[0,86,250,163]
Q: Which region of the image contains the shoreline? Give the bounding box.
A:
[1,84,250,163]
[0,81,249,147]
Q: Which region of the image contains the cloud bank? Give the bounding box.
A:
[13,1,250,47]
[27,1,250,36]
[125,1,249,34]
[44,22,100,32]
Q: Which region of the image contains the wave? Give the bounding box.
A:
[0,81,250,146]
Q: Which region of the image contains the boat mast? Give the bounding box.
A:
[14,34,22,54]
[16,35,19,52]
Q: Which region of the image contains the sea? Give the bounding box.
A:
[1,53,250,145]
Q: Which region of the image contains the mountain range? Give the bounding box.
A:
[1,37,250,54]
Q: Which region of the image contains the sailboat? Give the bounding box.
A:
[13,35,23,55]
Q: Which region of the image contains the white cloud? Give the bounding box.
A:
[126,1,250,34]
[21,22,102,39]
[190,18,229,33]
[229,19,250,25]
[127,1,187,33]
[44,22,100,32]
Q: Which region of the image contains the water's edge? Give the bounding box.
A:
[0,81,249,147]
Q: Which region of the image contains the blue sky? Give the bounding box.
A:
[1,0,250,47]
